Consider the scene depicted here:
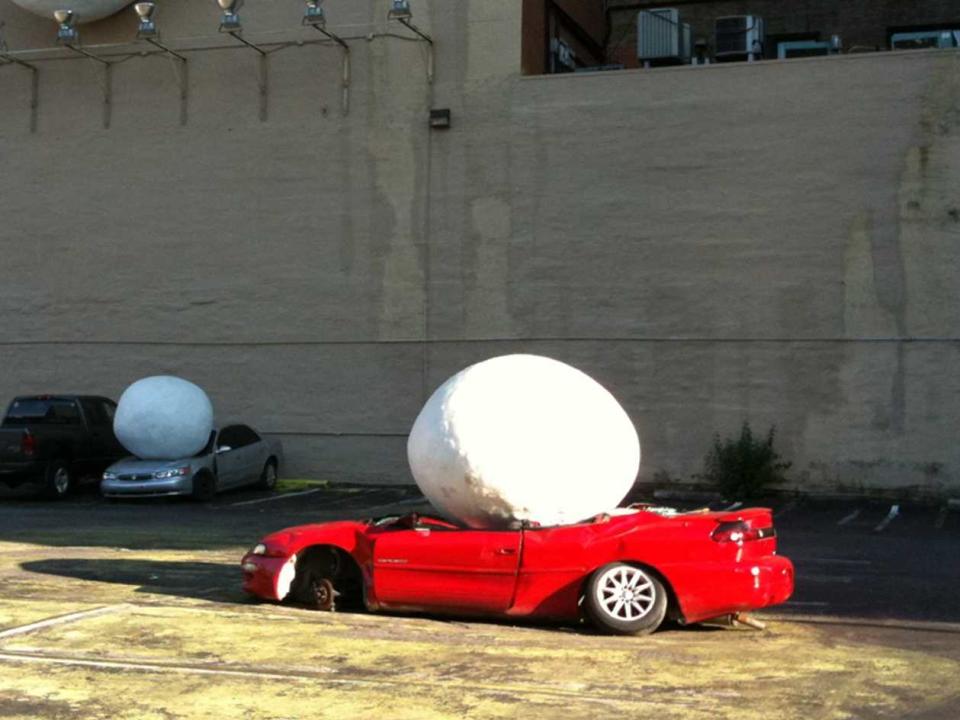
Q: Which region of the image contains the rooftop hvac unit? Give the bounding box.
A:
[715,15,765,60]
[637,8,691,64]
[777,37,841,59]
[890,30,960,50]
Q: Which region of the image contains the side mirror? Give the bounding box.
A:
[216,445,232,454]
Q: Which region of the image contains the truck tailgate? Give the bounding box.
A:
[0,429,29,463]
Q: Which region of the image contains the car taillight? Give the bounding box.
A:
[712,520,775,543]
[20,432,36,458]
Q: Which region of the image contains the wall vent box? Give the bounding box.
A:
[637,8,691,63]
[890,30,959,50]
[715,15,765,58]
[777,39,839,59]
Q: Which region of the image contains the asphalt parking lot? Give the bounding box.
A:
[0,486,958,719]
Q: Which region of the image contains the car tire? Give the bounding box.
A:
[44,462,72,500]
[292,547,363,612]
[257,460,278,491]
[583,562,668,636]
[191,473,216,502]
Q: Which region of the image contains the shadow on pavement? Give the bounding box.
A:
[0,484,425,551]
[20,558,247,603]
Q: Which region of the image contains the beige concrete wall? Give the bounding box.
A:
[1,0,958,495]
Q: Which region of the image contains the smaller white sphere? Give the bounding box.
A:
[114,376,214,460]
[408,355,641,529]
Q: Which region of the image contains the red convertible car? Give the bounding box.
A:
[241,505,794,635]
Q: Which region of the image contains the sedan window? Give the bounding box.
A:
[218,425,258,450]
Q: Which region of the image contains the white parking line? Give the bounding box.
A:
[797,574,854,584]
[0,605,128,640]
[226,488,325,508]
[836,509,861,526]
[874,504,900,533]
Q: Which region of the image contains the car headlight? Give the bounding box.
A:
[252,544,267,555]
[102,471,117,481]
[154,466,190,479]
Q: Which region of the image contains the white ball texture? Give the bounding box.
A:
[408,355,641,529]
[8,1,132,23]
[114,376,214,460]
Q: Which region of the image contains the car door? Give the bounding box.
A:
[214,426,246,489]
[372,524,521,613]
[232,425,264,486]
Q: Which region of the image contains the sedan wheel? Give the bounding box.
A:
[584,562,667,635]
[258,461,278,491]
[191,473,216,502]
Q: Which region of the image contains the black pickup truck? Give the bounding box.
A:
[0,396,127,499]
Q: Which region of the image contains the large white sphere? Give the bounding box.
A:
[114,376,214,460]
[408,355,641,529]
[8,1,133,23]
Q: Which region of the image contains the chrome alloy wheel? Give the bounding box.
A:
[53,467,70,495]
[594,565,656,622]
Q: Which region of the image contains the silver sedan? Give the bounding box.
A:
[101,424,282,500]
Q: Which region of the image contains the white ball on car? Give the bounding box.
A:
[407,354,640,529]
[114,376,214,460]
[7,0,133,23]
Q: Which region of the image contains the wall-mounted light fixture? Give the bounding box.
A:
[217,0,243,34]
[302,1,350,115]
[303,0,326,28]
[214,0,269,122]
[132,2,189,126]
[387,0,412,22]
[386,0,434,82]
[134,2,158,39]
[54,9,78,45]
[53,9,114,128]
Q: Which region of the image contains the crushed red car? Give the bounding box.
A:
[241,505,794,635]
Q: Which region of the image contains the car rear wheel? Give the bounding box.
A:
[257,460,278,491]
[191,473,216,502]
[583,562,668,635]
[44,462,72,500]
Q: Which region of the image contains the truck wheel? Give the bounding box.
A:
[44,462,72,500]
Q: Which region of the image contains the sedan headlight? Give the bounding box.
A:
[251,543,267,555]
[154,466,190,479]
[102,471,117,481]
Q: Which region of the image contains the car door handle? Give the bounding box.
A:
[495,548,516,556]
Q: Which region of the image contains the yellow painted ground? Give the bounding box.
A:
[0,540,958,719]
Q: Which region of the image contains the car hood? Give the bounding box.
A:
[107,456,203,474]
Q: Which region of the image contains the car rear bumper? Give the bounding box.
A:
[241,553,297,601]
[667,555,795,625]
[101,476,193,497]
